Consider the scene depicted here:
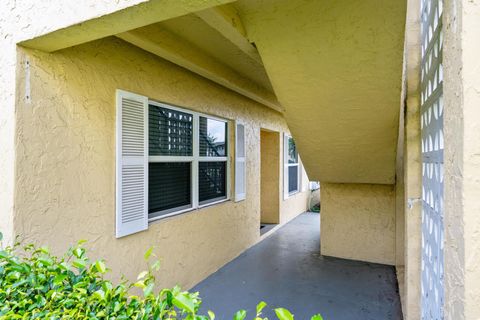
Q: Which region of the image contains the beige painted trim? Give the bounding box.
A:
[195,5,263,65]
[116,26,282,111]
[19,0,236,52]
[401,0,423,318]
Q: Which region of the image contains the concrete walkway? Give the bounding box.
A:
[192,212,402,320]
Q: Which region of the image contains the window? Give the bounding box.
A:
[115,90,234,237]
[148,105,194,220]
[284,134,300,198]
[198,116,228,205]
[148,102,229,221]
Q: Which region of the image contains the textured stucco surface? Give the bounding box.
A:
[401,0,423,318]
[236,0,406,184]
[460,2,480,317]
[281,165,309,224]
[0,0,171,249]
[260,130,280,224]
[116,21,280,112]
[0,3,16,245]
[320,183,396,265]
[13,37,309,289]
[19,0,237,52]
[443,0,480,319]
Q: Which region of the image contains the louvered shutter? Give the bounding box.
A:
[283,133,289,200]
[300,158,307,192]
[235,123,246,202]
[116,90,148,238]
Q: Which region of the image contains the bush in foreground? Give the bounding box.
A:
[0,232,323,319]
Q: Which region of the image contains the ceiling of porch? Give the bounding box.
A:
[20,0,407,185]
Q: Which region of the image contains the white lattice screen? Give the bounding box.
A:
[420,0,444,318]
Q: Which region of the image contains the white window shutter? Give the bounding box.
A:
[283,133,289,200]
[235,123,246,202]
[116,90,149,238]
[300,158,307,192]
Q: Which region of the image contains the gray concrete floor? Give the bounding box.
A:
[192,212,402,320]
[260,223,277,235]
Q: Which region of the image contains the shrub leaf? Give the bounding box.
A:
[233,309,247,320]
[275,308,294,320]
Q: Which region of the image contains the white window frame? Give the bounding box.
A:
[148,100,230,222]
[284,134,301,199]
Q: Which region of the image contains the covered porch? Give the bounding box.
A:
[4,0,472,318]
[193,212,402,319]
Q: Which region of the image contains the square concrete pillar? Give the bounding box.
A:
[0,42,16,246]
[320,183,396,265]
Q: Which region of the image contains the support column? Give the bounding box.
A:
[403,93,422,319]
[402,0,422,318]
[320,183,396,265]
[403,85,422,319]
[0,7,16,246]
[444,0,480,318]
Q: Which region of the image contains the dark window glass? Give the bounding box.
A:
[199,162,226,204]
[288,137,298,163]
[199,117,227,157]
[149,162,191,217]
[149,105,193,156]
[288,165,299,193]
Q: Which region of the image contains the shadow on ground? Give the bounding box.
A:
[192,212,402,320]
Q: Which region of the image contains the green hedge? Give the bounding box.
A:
[0,232,323,319]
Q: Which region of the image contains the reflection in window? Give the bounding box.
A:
[199,161,227,204]
[288,165,299,193]
[200,117,227,157]
[286,135,300,194]
[148,104,229,219]
[149,105,193,156]
[149,162,192,218]
[288,138,298,164]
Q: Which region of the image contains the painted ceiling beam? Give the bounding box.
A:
[116,25,282,112]
[19,0,236,52]
[195,5,263,65]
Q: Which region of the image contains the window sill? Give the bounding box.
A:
[148,198,230,224]
[288,190,299,197]
[148,206,195,223]
[198,197,229,209]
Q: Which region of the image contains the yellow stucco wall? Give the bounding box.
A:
[281,165,310,224]
[458,3,480,317]
[320,183,396,265]
[13,37,309,289]
[444,1,480,318]
[1,0,215,250]
[0,41,15,246]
